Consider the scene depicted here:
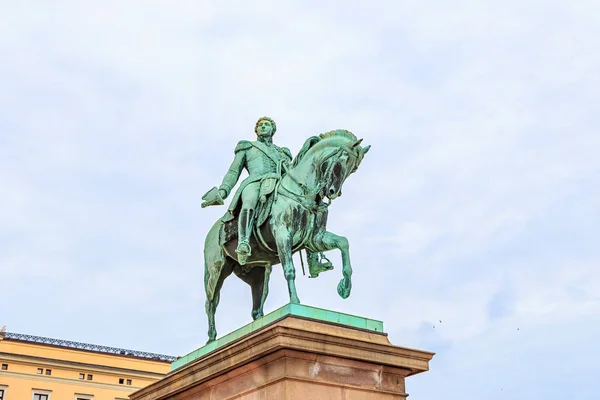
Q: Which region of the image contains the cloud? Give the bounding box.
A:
[487,281,516,320]
[1,1,599,399]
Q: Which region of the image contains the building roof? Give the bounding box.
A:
[0,331,177,362]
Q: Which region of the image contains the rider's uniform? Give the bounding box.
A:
[218,140,292,262]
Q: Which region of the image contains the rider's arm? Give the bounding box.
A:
[218,140,251,198]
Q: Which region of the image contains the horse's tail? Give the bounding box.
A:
[204,221,226,301]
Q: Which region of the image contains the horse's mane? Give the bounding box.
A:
[319,129,357,141]
[293,129,357,167]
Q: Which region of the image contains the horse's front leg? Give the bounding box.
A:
[274,228,301,304]
[313,231,353,299]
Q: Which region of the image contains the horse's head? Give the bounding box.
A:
[294,129,370,202]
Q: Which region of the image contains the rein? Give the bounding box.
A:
[277,169,324,213]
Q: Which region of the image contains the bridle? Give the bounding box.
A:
[277,146,358,210]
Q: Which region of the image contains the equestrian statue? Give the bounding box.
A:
[201,116,370,342]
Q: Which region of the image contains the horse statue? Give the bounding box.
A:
[203,129,370,342]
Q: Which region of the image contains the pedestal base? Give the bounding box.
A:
[131,306,434,400]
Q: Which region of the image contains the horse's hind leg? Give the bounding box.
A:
[235,266,272,320]
[205,260,234,343]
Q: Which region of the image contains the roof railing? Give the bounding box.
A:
[2,332,177,362]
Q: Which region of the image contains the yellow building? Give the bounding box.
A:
[0,328,175,400]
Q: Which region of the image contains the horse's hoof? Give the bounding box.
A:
[207,329,217,344]
[337,278,352,299]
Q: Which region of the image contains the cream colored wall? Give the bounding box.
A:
[0,339,171,400]
[0,374,134,399]
[1,341,168,373]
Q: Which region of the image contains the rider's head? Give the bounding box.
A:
[254,116,276,137]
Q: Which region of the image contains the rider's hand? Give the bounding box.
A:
[201,187,226,208]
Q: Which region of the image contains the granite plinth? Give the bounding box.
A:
[130,306,434,400]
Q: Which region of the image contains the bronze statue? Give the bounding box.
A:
[202,117,370,342]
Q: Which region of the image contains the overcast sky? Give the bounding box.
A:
[1,1,599,399]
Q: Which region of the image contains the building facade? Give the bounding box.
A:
[0,329,176,400]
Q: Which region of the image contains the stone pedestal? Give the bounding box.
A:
[130,305,434,400]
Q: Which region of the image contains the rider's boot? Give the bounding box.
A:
[236,208,254,265]
[306,251,334,278]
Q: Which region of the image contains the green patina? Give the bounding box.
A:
[201,116,371,343]
[171,303,383,372]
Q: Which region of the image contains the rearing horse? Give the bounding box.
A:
[203,130,370,342]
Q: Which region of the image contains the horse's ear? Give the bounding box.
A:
[352,138,363,147]
[363,145,371,154]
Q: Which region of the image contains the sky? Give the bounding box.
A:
[1,1,599,399]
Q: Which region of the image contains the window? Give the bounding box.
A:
[32,389,51,400]
[118,378,124,384]
[79,373,85,380]
[1,364,7,370]
[86,374,92,381]
[0,389,4,400]
[126,379,132,385]
[45,369,51,375]
[37,368,43,374]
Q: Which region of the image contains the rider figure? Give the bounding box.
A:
[202,117,334,276]
[201,117,292,264]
